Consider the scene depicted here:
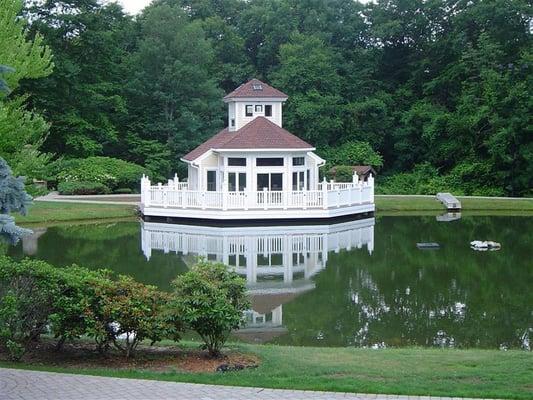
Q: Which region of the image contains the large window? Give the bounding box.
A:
[257,173,283,191]
[206,170,217,191]
[265,105,272,117]
[292,171,305,190]
[292,157,305,166]
[256,157,284,166]
[245,105,253,117]
[228,157,246,166]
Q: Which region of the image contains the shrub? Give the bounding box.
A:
[56,157,146,191]
[170,260,249,357]
[320,141,383,169]
[0,257,66,360]
[114,188,133,194]
[57,181,110,195]
[98,276,172,358]
[49,267,111,351]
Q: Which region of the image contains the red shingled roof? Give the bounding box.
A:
[182,117,313,161]
[223,78,288,100]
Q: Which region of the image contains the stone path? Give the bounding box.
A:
[0,368,495,400]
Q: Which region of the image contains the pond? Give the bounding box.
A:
[7,215,533,350]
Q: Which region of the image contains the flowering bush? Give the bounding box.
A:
[55,157,146,191]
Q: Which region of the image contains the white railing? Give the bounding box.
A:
[141,175,374,211]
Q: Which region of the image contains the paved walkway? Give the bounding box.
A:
[0,368,495,400]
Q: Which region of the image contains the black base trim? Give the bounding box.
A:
[141,211,375,227]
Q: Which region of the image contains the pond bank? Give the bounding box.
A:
[1,341,531,399]
[15,196,532,225]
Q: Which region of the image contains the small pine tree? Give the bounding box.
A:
[0,157,32,244]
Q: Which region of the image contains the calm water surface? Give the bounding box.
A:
[8,215,533,350]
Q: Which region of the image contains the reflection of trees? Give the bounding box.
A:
[276,216,533,349]
[8,222,187,291]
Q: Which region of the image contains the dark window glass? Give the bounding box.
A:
[271,173,283,190]
[231,119,235,127]
[292,172,298,190]
[307,169,310,190]
[228,173,236,191]
[228,157,246,166]
[239,173,246,191]
[257,173,269,191]
[292,157,305,166]
[255,105,262,112]
[207,170,217,191]
[245,105,253,116]
[265,105,272,117]
[256,157,284,166]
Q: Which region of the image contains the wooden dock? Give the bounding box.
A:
[436,192,461,210]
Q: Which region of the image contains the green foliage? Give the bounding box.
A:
[0,0,53,180]
[57,181,110,195]
[55,157,145,191]
[377,163,505,196]
[0,158,32,244]
[322,141,384,169]
[84,275,172,358]
[0,257,63,360]
[170,260,249,357]
[17,0,533,196]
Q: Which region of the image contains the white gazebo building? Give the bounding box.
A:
[140,79,374,221]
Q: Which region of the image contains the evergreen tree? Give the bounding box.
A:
[0,157,32,245]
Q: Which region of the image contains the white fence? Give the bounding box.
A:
[141,175,374,211]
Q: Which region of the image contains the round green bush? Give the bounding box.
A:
[57,181,110,195]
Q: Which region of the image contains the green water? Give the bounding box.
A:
[7,215,533,349]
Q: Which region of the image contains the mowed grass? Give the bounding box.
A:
[14,201,137,225]
[2,343,532,399]
[376,195,533,214]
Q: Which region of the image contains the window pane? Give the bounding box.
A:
[228,172,236,191]
[207,171,216,191]
[245,105,253,116]
[307,169,310,190]
[228,157,246,166]
[271,173,283,191]
[257,174,269,191]
[255,105,262,112]
[239,173,246,191]
[299,171,305,190]
[292,172,298,190]
[265,105,272,117]
[292,157,305,166]
[256,158,284,166]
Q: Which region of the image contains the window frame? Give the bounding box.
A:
[245,105,253,117]
[256,157,284,167]
[292,156,305,166]
[228,157,247,166]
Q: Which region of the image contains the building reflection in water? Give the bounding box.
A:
[141,218,375,343]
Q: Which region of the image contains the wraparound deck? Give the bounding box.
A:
[140,176,375,220]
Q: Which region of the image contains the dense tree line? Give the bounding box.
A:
[8,0,532,195]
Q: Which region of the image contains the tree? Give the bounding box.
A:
[0,158,32,245]
[125,3,223,177]
[271,33,344,146]
[0,0,53,179]
[22,0,131,159]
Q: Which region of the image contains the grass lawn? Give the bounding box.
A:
[376,195,533,213]
[1,342,532,399]
[15,201,137,225]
